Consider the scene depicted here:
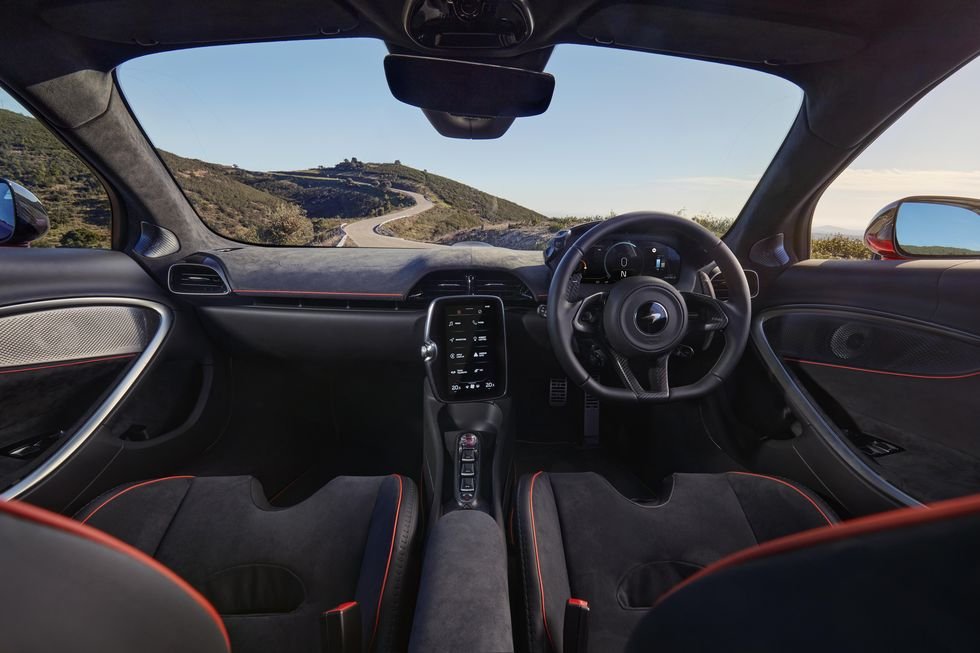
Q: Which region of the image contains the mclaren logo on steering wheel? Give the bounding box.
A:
[636,301,669,335]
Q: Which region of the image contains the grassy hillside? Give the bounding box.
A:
[0,108,110,247]
[0,107,882,256]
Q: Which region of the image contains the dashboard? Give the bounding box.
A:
[577,237,681,284]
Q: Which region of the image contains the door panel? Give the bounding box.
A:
[0,249,225,510]
[0,298,168,497]
[747,259,980,514]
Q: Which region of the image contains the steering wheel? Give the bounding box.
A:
[547,212,751,402]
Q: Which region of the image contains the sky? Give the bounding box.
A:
[3,37,979,231]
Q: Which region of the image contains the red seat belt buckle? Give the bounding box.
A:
[564,597,590,653]
[322,601,362,653]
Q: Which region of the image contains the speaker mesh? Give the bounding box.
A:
[0,305,153,369]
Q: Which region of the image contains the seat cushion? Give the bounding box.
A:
[516,471,836,653]
[76,474,419,653]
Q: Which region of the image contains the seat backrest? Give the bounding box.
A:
[0,499,230,653]
[630,494,980,652]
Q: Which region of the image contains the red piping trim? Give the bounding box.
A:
[785,357,980,380]
[326,601,358,614]
[0,353,137,376]
[655,492,980,609]
[236,288,403,298]
[529,470,556,650]
[80,476,194,525]
[369,474,404,650]
[0,499,230,651]
[728,472,834,526]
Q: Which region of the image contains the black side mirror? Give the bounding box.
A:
[864,196,980,259]
[0,179,50,246]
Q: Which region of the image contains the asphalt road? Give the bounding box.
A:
[341,189,442,248]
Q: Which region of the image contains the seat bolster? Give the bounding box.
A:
[516,471,572,653]
[355,474,421,653]
[73,475,195,555]
[725,471,838,543]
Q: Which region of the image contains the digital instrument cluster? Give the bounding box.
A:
[577,238,681,284]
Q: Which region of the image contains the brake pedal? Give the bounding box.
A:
[549,377,568,407]
[583,393,600,448]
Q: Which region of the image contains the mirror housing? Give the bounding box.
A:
[864,196,980,260]
[384,54,555,119]
[0,179,50,246]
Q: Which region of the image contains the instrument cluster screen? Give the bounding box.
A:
[579,239,681,284]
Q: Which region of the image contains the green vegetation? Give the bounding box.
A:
[0,107,898,257]
[902,244,980,256]
[0,108,110,247]
[811,233,873,259]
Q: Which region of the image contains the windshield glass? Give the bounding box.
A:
[118,39,802,250]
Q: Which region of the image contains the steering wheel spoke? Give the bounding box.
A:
[682,291,729,333]
[572,291,608,333]
[609,349,670,400]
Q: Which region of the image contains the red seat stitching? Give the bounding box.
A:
[655,492,980,608]
[529,470,556,650]
[369,473,404,650]
[0,499,230,651]
[728,471,834,526]
[79,475,194,525]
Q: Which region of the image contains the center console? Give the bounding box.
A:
[422,295,511,512]
[414,295,517,650]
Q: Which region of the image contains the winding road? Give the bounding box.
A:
[341,188,441,248]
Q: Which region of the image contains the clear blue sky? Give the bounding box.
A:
[114,38,803,219]
[3,37,979,230]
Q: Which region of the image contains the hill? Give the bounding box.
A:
[0,106,550,247]
[0,108,111,247]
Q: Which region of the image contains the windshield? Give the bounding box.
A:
[118,39,802,250]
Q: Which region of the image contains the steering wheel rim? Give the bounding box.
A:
[546,211,751,403]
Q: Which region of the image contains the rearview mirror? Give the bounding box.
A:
[864,196,980,259]
[384,54,555,118]
[0,179,50,246]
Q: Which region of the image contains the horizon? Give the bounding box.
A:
[2,38,979,230]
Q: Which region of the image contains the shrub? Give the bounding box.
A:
[811,234,871,260]
[257,203,314,245]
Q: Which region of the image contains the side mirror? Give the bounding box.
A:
[864,196,980,259]
[0,179,50,246]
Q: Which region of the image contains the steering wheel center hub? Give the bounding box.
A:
[603,276,688,356]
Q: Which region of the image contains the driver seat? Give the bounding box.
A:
[515,470,837,653]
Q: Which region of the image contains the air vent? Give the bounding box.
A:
[408,271,535,306]
[472,274,535,304]
[168,263,229,295]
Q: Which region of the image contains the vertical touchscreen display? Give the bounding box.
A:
[443,300,500,398]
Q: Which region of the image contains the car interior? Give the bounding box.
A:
[1,1,979,652]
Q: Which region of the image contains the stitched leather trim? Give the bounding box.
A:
[727,471,834,525]
[370,474,404,650]
[79,476,194,525]
[528,471,555,651]
[655,492,980,608]
[0,498,230,651]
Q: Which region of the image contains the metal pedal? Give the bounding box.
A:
[549,377,568,407]
[583,393,600,448]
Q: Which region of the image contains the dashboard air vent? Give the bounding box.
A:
[408,271,535,306]
[472,274,535,304]
[168,263,229,295]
